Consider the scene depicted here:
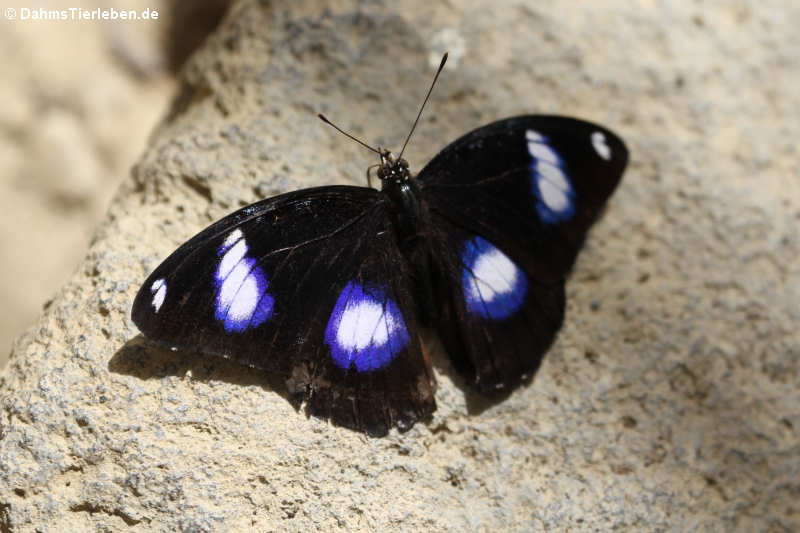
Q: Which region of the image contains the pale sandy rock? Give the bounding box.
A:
[1,0,799,531]
[0,0,173,365]
[30,110,104,204]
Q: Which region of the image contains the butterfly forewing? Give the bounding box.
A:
[132,185,435,436]
[419,115,628,282]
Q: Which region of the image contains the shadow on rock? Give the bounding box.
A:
[164,0,232,72]
[417,329,525,419]
[109,331,523,433]
[108,335,295,409]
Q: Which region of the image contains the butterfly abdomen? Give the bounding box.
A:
[380,176,441,327]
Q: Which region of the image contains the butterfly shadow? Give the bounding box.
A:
[108,335,295,408]
[418,330,525,419]
[109,332,523,429]
[463,383,527,416]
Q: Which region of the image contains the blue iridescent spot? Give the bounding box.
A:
[526,129,576,224]
[213,229,274,332]
[324,282,410,372]
[461,236,528,320]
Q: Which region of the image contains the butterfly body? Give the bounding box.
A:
[132,115,628,436]
[378,150,423,242]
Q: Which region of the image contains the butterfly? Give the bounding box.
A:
[131,54,628,436]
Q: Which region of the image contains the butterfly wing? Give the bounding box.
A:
[419,115,628,282]
[419,220,565,392]
[132,186,435,436]
[416,115,628,391]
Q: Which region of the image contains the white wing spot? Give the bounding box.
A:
[527,141,559,165]
[336,300,398,355]
[324,282,409,371]
[536,160,569,191]
[467,248,520,304]
[336,300,396,354]
[150,278,166,312]
[538,177,570,212]
[526,129,575,219]
[218,261,255,318]
[525,129,545,142]
[217,239,247,280]
[213,232,274,331]
[224,267,261,323]
[591,131,612,160]
[221,229,243,251]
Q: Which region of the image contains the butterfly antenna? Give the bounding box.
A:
[398,52,448,161]
[317,113,381,156]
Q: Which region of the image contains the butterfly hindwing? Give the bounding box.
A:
[132,186,435,436]
[418,115,628,282]
[422,217,566,392]
[296,272,435,436]
[416,115,627,391]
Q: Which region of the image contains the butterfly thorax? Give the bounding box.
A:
[378,149,422,239]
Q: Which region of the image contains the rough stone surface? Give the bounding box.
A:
[0,0,173,366]
[2,0,799,531]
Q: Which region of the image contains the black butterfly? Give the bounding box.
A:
[131,55,628,436]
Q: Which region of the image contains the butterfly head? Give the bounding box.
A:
[376,148,411,184]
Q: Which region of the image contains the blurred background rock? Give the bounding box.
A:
[0,0,229,368]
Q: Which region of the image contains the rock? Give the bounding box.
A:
[1,0,798,531]
[0,0,173,366]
